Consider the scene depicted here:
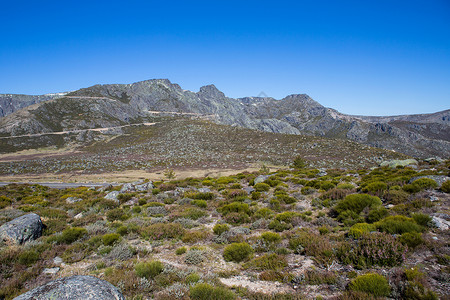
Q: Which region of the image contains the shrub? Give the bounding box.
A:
[303,269,337,285]
[403,184,421,194]
[288,229,334,266]
[260,231,281,244]
[135,260,164,279]
[375,215,423,234]
[191,200,207,208]
[183,208,208,220]
[213,223,230,235]
[338,232,406,268]
[102,233,121,246]
[0,195,12,209]
[182,230,210,243]
[334,194,382,215]
[399,232,424,249]
[366,207,388,223]
[57,227,87,244]
[363,181,388,195]
[383,189,409,204]
[190,283,235,300]
[254,183,270,192]
[441,180,450,193]
[220,202,250,215]
[348,223,376,239]
[320,181,336,191]
[254,208,274,219]
[292,156,307,169]
[349,273,390,297]
[243,253,287,271]
[224,212,251,225]
[413,178,438,190]
[175,246,187,255]
[106,208,127,222]
[184,249,204,265]
[411,213,432,227]
[223,242,254,263]
[18,250,39,266]
[141,223,185,240]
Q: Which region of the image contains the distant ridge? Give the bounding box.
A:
[0,79,448,158]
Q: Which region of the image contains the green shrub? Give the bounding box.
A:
[349,273,390,297]
[106,208,127,221]
[268,219,292,232]
[363,181,388,195]
[183,208,208,220]
[375,215,423,234]
[191,200,207,208]
[0,195,12,209]
[288,229,334,266]
[403,183,421,194]
[254,208,274,219]
[243,253,287,271]
[175,246,187,255]
[303,269,337,285]
[224,212,251,225]
[223,242,254,263]
[334,194,382,215]
[135,260,164,279]
[441,180,450,193]
[213,223,230,235]
[411,213,432,227]
[190,283,235,300]
[348,223,376,239]
[383,189,409,204]
[220,202,250,215]
[320,181,336,191]
[116,225,128,236]
[399,232,424,249]
[57,227,87,244]
[18,250,39,266]
[182,230,210,243]
[261,231,281,244]
[254,183,271,192]
[185,272,201,284]
[366,207,388,223]
[102,233,121,246]
[292,156,307,169]
[276,194,296,204]
[413,178,438,190]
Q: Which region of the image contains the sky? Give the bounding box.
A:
[0,0,449,116]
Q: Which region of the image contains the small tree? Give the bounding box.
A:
[164,169,176,180]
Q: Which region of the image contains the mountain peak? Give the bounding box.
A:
[197,84,225,99]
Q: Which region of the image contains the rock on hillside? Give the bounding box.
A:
[0,213,43,245]
[13,275,125,300]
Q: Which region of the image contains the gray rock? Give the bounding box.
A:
[66,197,83,204]
[198,187,211,193]
[53,256,63,265]
[135,182,154,192]
[380,159,419,168]
[242,187,255,194]
[105,191,120,202]
[0,213,43,245]
[43,267,60,274]
[13,275,125,300]
[254,175,270,185]
[432,216,450,231]
[120,183,134,193]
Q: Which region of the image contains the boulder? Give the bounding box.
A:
[432,216,450,231]
[105,191,120,203]
[13,275,125,300]
[254,175,270,185]
[243,186,255,194]
[135,182,154,192]
[0,213,43,245]
[380,159,418,168]
[66,197,83,204]
[120,183,134,193]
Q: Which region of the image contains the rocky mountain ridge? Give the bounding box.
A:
[1,79,449,158]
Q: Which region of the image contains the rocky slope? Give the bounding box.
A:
[0,93,67,117]
[1,79,448,158]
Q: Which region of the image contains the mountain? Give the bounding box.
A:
[1,79,449,158]
[0,93,67,117]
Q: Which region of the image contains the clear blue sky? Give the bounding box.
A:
[1,0,449,116]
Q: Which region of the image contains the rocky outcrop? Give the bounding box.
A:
[0,93,66,117]
[13,275,125,300]
[0,213,43,245]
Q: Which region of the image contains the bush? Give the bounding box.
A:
[175,246,187,255]
[243,253,287,271]
[0,195,12,209]
[106,208,127,222]
[399,232,424,249]
[183,208,208,220]
[57,227,87,244]
[348,223,376,239]
[213,223,230,235]
[260,231,281,244]
[338,232,406,268]
[375,215,423,234]
[292,156,307,169]
[383,189,409,204]
[190,283,235,300]
[334,194,382,215]
[102,233,121,246]
[366,207,388,223]
[413,178,438,190]
[441,180,450,193]
[135,260,164,279]
[18,250,39,266]
[363,181,388,195]
[223,242,254,263]
[184,249,204,265]
[288,229,334,266]
[191,200,207,208]
[349,273,390,297]
[220,202,250,215]
[411,213,432,227]
[254,183,271,192]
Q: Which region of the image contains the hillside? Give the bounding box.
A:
[1,79,449,158]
